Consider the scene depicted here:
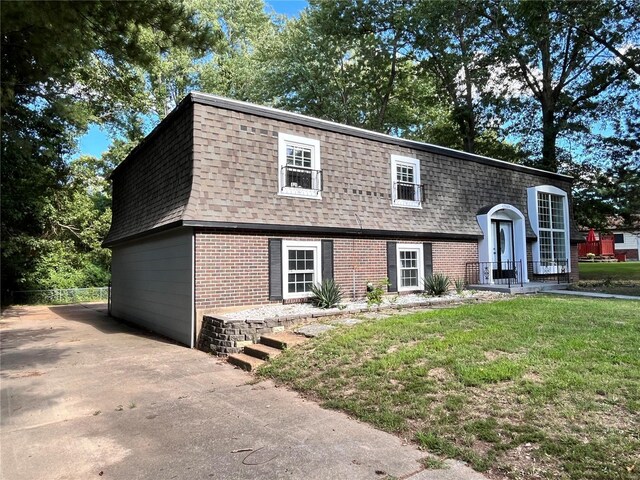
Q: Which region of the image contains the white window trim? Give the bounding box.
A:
[282,240,322,299]
[396,243,424,292]
[390,155,421,209]
[278,133,321,200]
[527,185,571,273]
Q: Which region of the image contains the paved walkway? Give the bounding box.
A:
[1,303,486,480]
[546,290,640,300]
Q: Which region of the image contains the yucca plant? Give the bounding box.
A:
[310,279,343,308]
[454,278,465,295]
[423,273,451,296]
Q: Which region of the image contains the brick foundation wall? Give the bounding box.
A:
[570,245,579,281]
[194,229,478,312]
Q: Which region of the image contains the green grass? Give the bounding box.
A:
[259,297,640,479]
[576,262,640,295]
[578,261,640,280]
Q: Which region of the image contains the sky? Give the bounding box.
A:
[75,1,308,159]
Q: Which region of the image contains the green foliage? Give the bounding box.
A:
[479,0,638,172]
[310,280,343,309]
[366,278,390,306]
[454,278,465,295]
[1,0,212,300]
[423,273,451,296]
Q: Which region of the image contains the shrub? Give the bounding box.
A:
[423,273,451,296]
[310,280,343,308]
[366,278,390,306]
[454,278,465,295]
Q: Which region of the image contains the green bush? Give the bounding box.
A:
[454,278,465,295]
[423,273,451,296]
[310,279,343,308]
[366,278,390,306]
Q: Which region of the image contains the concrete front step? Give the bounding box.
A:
[259,332,308,350]
[244,343,282,360]
[227,352,265,371]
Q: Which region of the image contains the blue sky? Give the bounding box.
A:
[75,1,308,159]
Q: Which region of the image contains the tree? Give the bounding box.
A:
[255,1,457,142]
[480,0,637,172]
[1,0,211,298]
[571,99,640,231]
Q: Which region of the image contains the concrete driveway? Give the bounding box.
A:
[1,303,485,480]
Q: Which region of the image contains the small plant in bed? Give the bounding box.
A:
[366,278,390,306]
[454,278,465,295]
[423,273,451,296]
[310,280,343,308]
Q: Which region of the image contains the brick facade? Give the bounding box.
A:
[194,229,478,311]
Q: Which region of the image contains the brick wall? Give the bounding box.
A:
[194,229,478,311]
[570,245,580,281]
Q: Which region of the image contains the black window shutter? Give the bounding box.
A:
[423,243,433,278]
[269,239,283,300]
[387,242,397,292]
[321,240,334,282]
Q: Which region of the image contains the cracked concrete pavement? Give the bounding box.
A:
[0,303,487,480]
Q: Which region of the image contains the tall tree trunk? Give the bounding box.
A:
[539,11,558,172]
[541,100,558,172]
[461,61,476,153]
[460,28,476,154]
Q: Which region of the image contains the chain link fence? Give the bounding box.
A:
[10,287,110,305]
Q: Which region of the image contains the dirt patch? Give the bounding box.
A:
[6,370,44,378]
[427,367,451,382]
[386,340,421,354]
[522,372,542,383]
[492,442,559,480]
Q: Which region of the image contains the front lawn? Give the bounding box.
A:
[259,297,640,480]
[576,262,640,296]
[578,261,640,280]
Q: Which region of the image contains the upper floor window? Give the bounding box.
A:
[278,133,321,199]
[391,155,421,208]
[527,185,571,273]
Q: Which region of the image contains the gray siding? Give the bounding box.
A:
[186,101,579,242]
[111,229,193,346]
[104,102,194,246]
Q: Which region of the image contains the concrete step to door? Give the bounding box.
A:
[259,332,308,350]
[227,352,265,372]
[244,343,282,361]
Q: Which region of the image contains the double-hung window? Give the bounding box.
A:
[527,185,570,274]
[278,133,321,199]
[282,240,321,299]
[391,155,421,208]
[397,243,424,291]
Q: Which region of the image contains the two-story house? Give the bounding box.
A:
[103,92,581,347]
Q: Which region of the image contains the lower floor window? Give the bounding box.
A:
[288,249,315,293]
[397,244,423,291]
[283,241,321,298]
